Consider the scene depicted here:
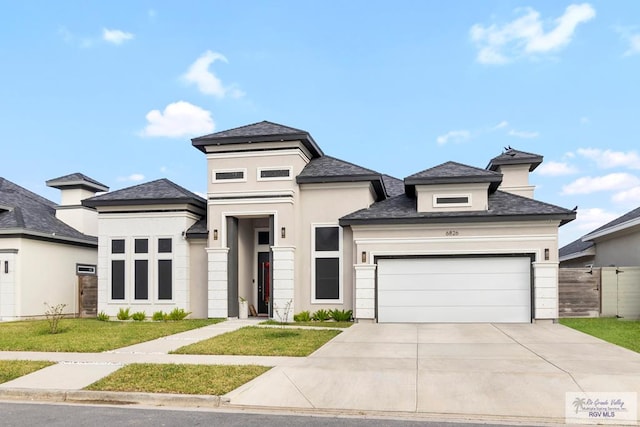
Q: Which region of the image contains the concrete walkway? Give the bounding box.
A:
[1,320,639,424]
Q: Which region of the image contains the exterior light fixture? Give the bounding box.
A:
[281,227,286,239]
[361,251,367,263]
[4,261,7,274]
[544,248,549,261]
[213,229,218,240]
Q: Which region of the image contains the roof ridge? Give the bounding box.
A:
[492,189,574,213]
[160,178,206,201]
[0,177,57,208]
[321,155,381,175]
[197,120,307,139]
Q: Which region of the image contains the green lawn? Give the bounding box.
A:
[560,318,640,353]
[260,319,353,328]
[172,326,341,357]
[0,360,54,384]
[86,364,270,395]
[0,319,223,352]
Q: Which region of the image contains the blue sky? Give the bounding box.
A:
[2,1,640,246]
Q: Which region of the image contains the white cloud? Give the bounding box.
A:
[561,173,640,195]
[536,161,578,176]
[182,50,243,98]
[580,116,589,124]
[117,173,145,182]
[576,148,640,169]
[624,34,640,56]
[140,101,215,138]
[436,130,471,145]
[470,3,596,64]
[612,186,640,204]
[574,208,619,231]
[508,129,539,138]
[102,28,134,45]
[492,120,509,130]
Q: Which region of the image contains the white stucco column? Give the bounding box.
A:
[533,262,559,320]
[0,250,17,320]
[354,264,377,320]
[207,247,229,318]
[271,246,295,322]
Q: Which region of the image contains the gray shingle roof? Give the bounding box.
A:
[584,206,640,236]
[382,174,404,197]
[404,161,503,196]
[559,238,595,258]
[191,120,323,157]
[83,179,206,209]
[340,190,576,226]
[46,173,109,192]
[0,177,97,245]
[487,148,543,172]
[186,218,208,238]
[297,155,386,201]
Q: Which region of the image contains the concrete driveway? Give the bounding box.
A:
[225,322,640,421]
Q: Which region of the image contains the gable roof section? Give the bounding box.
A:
[404,161,503,196]
[559,237,595,262]
[487,148,543,172]
[581,206,640,241]
[191,120,323,158]
[296,155,387,201]
[0,177,97,245]
[340,189,576,226]
[46,173,109,192]
[83,179,206,211]
[382,174,404,197]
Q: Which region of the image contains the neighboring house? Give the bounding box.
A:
[87,121,575,323]
[0,173,106,320]
[560,206,640,268]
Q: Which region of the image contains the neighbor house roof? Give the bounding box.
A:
[46,173,109,192]
[581,206,640,241]
[486,148,543,172]
[559,237,595,262]
[340,190,576,226]
[82,179,206,211]
[0,177,97,246]
[404,161,503,196]
[191,120,323,158]
[297,155,387,201]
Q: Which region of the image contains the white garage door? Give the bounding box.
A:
[377,257,531,323]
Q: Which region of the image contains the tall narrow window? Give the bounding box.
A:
[158,237,173,300]
[111,239,126,300]
[134,238,149,300]
[312,225,342,302]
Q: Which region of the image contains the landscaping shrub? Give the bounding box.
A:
[43,302,66,334]
[116,307,132,320]
[132,311,146,321]
[96,311,110,322]
[293,311,311,322]
[152,311,166,321]
[168,308,191,321]
[330,309,352,322]
[312,309,331,322]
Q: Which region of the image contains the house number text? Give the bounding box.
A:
[445,230,459,236]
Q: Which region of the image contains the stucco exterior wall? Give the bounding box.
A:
[593,228,640,267]
[188,238,208,318]
[0,237,96,320]
[55,206,98,236]
[416,183,489,213]
[96,211,199,318]
[495,164,535,198]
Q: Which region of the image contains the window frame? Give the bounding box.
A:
[109,238,127,301]
[212,168,247,183]
[157,236,174,301]
[133,236,150,301]
[311,223,343,304]
[432,193,472,208]
[256,166,293,182]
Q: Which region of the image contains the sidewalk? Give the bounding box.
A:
[0,318,301,391]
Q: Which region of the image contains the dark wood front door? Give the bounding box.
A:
[257,252,270,314]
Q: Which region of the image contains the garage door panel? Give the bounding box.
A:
[377,257,531,323]
[379,306,530,323]
[378,289,530,307]
[377,273,530,291]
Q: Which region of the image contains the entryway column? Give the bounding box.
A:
[0,250,17,320]
[354,264,377,321]
[271,246,295,322]
[206,248,229,318]
[532,262,559,321]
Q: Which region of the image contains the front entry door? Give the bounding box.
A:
[257,252,270,314]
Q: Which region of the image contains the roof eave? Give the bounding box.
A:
[82,198,206,211]
[581,217,640,241]
[559,247,596,262]
[0,228,97,247]
[191,132,324,157]
[340,213,575,227]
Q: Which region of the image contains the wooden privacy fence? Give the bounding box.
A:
[559,266,640,319]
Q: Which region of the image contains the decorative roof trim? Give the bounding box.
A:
[581,216,640,241]
[340,212,575,227]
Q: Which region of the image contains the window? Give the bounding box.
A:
[134,260,148,300]
[312,225,342,302]
[135,238,148,253]
[212,168,246,183]
[257,231,270,245]
[157,237,172,300]
[111,239,125,254]
[433,194,471,207]
[257,167,292,181]
[111,260,125,300]
[76,264,96,275]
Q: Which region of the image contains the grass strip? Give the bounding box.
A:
[560,317,640,353]
[172,326,340,357]
[86,364,270,395]
[0,319,223,353]
[260,319,353,328]
[0,360,54,384]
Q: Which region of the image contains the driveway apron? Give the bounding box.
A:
[225,322,640,420]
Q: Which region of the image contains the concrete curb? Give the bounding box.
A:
[0,388,225,408]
